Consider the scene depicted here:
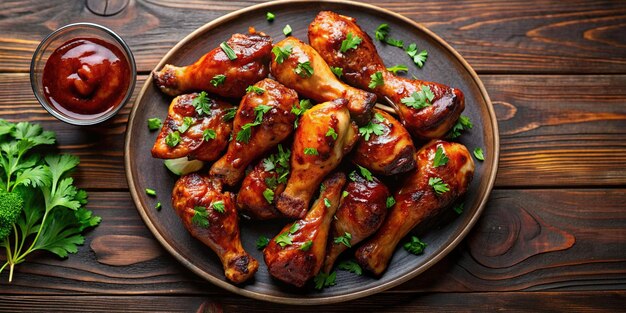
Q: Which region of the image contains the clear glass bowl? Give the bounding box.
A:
[30,23,136,126]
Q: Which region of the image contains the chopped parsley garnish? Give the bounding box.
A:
[446,115,473,139]
[385,37,404,48]
[340,32,362,53]
[145,188,156,196]
[246,85,265,95]
[300,240,313,251]
[222,107,236,122]
[314,271,336,290]
[165,131,181,147]
[386,196,395,208]
[155,202,162,211]
[212,200,225,213]
[357,165,373,182]
[375,24,389,41]
[263,188,274,204]
[266,12,275,22]
[179,117,193,133]
[337,260,362,275]
[294,61,314,78]
[342,190,349,198]
[148,118,162,131]
[368,71,384,88]
[324,198,331,208]
[334,232,352,248]
[192,206,209,228]
[404,236,427,255]
[387,64,408,75]
[400,85,435,110]
[433,146,449,167]
[453,202,464,215]
[304,147,318,156]
[291,99,313,128]
[406,43,428,68]
[220,42,237,60]
[274,232,293,247]
[283,24,292,36]
[236,105,272,143]
[326,127,338,140]
[289,222,301,234]
[262,144,291,185]
[474,148,485,161]
[210,74,226,87]
[330,66,343,78]
[203,129,216,141]
[428,177,450,195]
[358,117,385,141]
[256,236,270,249]
[272,45,292,64]
[192,91,212,116]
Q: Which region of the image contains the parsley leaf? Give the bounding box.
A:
[334,232,352,248]
[385,37,404,48]
[358,119,385,141]
[256,236,270,249]
[220,42,237,60]
[272,45,292,64]
[406,43,428,68]
[192,91,212,116]
[473,148,485,161]
[300,240,313,251]
[330,66,343,78]
[342,190,349,198]
[262,144,291,185]
[212,201,225,213]
[235,105,272,143]
[246,85,265,95]
[340,32,362,53]
[222,108,236,122]
[192,206,209,228]
[428,177,450,195]
[304,147,318,156]
[289,222,301,234]
[326,127,338,140]
[274,232,293,247]
[446,115,473,139]
[368,71,384,89]
[357,165,373,182]
[387,64,408,75]
[291,99,313,128]
[263,188,274,204]
[324,198,331,208]
[404,236,427,255]
[314,271,336,290]
[433,146,449,167]
[453,202,464,215]
[203,129,216,141]
[155,202,161,211]
[386,196,395,208]
[375,24,389,41]
[338,260,362,275]
[179,117,193,133]
[145,188,156,196]
[147,118,162,131]
[266,12,275,22]
[165,131,181,148]
[283,24,292,36]
[400,85,435,110]
[294,61,314,78]
[210,74,226,87]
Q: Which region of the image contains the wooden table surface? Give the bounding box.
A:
[1,0,625,311]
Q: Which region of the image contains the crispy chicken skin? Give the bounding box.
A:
[153,33,272,98]
[352,109,416,175]
[172,173,259,283]
[236,145,290,220]
[355,140,474,275]
[276,99,358,218]
[270,37,376,124]
[264,172,346,287]
[308,11,465,139]
[151,93,233,161]
[323,172,390,273]
[210,78,298,186]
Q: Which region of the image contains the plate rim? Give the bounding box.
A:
[124,0,500,305]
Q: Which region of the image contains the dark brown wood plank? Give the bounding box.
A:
[1,73,624,189]
[1,292,625,312]
[1,189,624,294]
[0,0,625,74]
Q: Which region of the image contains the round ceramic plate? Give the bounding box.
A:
[125,0,499,305]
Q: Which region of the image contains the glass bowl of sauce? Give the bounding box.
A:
[31,23,136,125]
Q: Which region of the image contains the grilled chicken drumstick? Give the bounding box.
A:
[270,37,376,124]
[352,109,416,175]
[309,11,465,139]
[210,78,298,186]
[172,173,259,283]
[151,93,233,161]
[276,99,358,218]
[153,33,272,98]
[355,140,474,275]
[323,172,390,273]
[264,172,346,287]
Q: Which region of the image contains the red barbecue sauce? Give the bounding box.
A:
[42,37,130,118]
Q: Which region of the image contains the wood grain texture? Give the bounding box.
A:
[1,189,624,294]
[1,73,624,189]
[0,292,625,312]
[0,0,625,74]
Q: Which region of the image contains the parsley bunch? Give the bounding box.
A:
[0,120,100,282]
